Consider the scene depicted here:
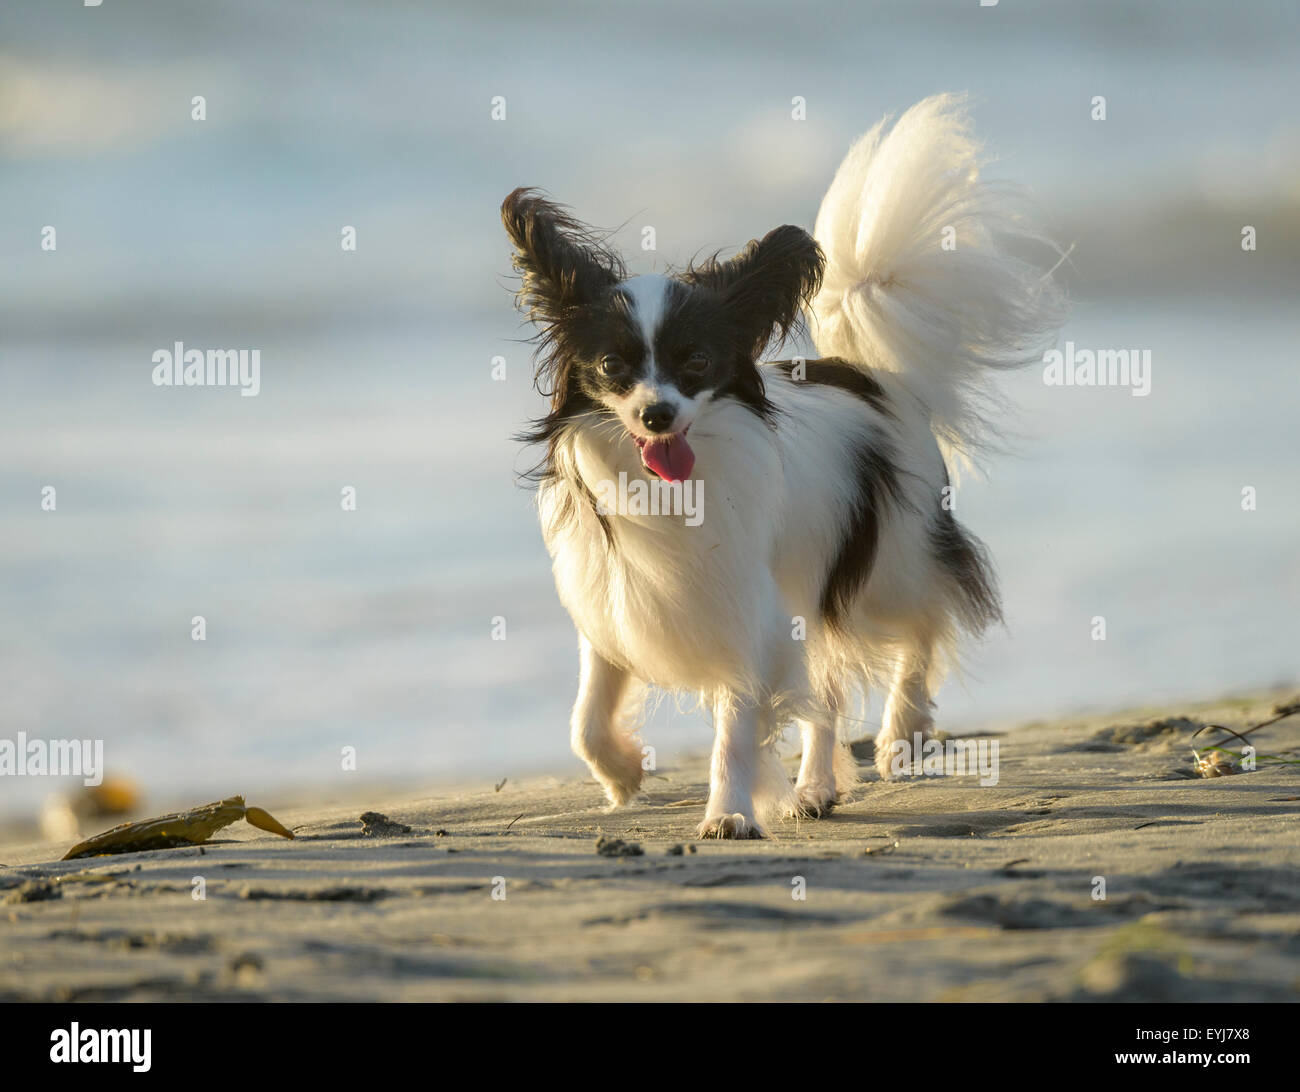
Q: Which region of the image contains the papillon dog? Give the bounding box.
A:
[503,94,1067,838]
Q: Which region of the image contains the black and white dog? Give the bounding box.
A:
[503,94,1066,837]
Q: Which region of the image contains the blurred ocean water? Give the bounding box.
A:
[1,1,1297,815]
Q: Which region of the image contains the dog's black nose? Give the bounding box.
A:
[639,402,676,433]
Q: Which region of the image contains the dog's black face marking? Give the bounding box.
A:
[563,290,648,401]
[644,284,727,398]
[647,282,779,421]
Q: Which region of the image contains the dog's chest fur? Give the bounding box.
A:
[539,398,787,693]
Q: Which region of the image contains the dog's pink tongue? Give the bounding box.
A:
[641,433,695,482]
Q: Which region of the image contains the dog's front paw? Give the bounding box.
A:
[599,773,643,808]
[697,812,766,840]
[575,731,646,808]
[591,748,645,807]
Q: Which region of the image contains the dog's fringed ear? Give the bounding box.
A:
[501,188,625,327]
[683,225,824,358]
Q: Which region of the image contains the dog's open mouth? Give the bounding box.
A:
[633,427,695,482]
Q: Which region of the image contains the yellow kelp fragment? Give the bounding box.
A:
[62,795,294,860]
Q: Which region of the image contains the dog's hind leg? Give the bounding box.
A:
[793,681,862,817]
[794,707,838,817]
[794,679,843,817]
[876,641,935,780]
[570,636,645,806]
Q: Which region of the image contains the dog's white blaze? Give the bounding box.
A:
[617,273,673,381]
[609,273,692,434]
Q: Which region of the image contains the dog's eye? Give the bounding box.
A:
[597,354,628,378]
[683,349,710,374]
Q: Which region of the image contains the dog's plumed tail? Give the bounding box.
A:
[810,93,1068,473]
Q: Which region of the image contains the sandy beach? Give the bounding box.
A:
[1,691,1297,1003]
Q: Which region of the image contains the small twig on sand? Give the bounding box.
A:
[1194,702,1300,746]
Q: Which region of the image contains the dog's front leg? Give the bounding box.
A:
[570,636,644,807]
[698,692,766,839]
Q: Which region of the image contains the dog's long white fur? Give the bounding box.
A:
[542,95,1066,837]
